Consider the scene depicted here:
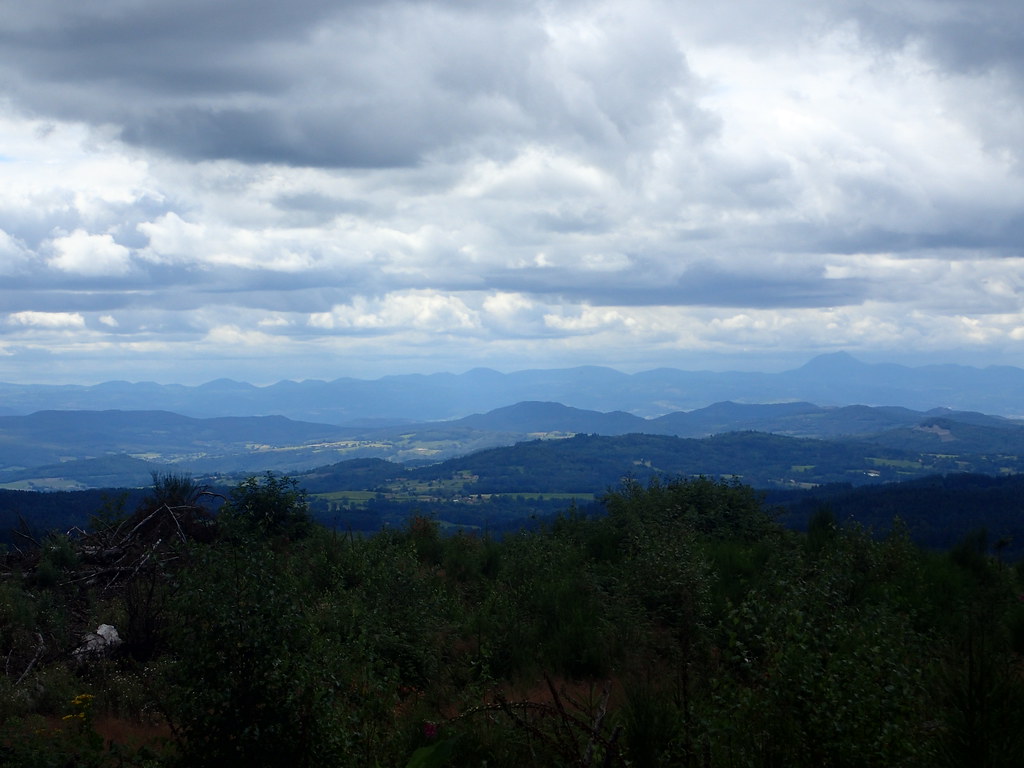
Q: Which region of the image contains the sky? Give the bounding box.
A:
[1,0,1023,385]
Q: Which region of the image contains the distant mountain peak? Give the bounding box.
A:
[450,400,645,434]
[796,351,866,371]
[197,378,254,390]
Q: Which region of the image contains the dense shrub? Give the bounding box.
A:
[2,473,1023,766]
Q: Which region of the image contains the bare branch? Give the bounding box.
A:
[14,633,46,686]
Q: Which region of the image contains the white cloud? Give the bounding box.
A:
[48,229,132,276]
[7,310,86,328]
[137,212,207,265]
[203,325,280,348]
[482,292,536,318]
[544,306,636,334]
[257,314,292,328]
[310,291,480,333]
[454,146,615,200]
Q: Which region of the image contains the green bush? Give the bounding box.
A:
[165,541,342,766]
[218,472,311,541]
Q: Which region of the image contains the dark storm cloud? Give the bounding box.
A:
[0,288,141,314]
[838,1,1024,163]
[0,0,694,168]
[483,260,871,310]
[273,192,373,223]
[118,106,434,168]
[0,2,438,165]
[844,0,1024,77]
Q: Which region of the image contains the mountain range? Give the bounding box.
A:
[2,352,1023,423]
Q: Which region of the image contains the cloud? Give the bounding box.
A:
[0,229,33,274]
[0,1,714,169]
[309,291,479,333]
[0,1,1023,383]
[543,306,636,334]
[48,229,133,276]
[136,213,206,266]
[203,324,281,348]
[7,310,86,328]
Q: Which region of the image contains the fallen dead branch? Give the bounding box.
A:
[450,677,624,768]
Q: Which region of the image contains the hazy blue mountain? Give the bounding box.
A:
[0,410,355,462]
[448,401,646,435]
[2,353,1024,422]
[0,454,169,490]
[0,410,363,486]
[650,401,824,436]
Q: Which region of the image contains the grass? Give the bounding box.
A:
[0,478,90,491]
[314,491,381,503]
[867,457,923,469]
[313,489,597,509]
[508,492,597,501]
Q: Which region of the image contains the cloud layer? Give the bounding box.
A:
[1,0,1022,383]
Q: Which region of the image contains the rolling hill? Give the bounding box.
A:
[2,397,1022,490]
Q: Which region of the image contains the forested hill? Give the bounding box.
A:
[401,431,1023,492]
[770,472,1024,559]
[3,399,1022,490]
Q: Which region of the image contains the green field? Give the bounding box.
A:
[314,489,596,508]
[867,457,923,470]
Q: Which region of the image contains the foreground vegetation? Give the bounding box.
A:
[2,472,1023,766]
